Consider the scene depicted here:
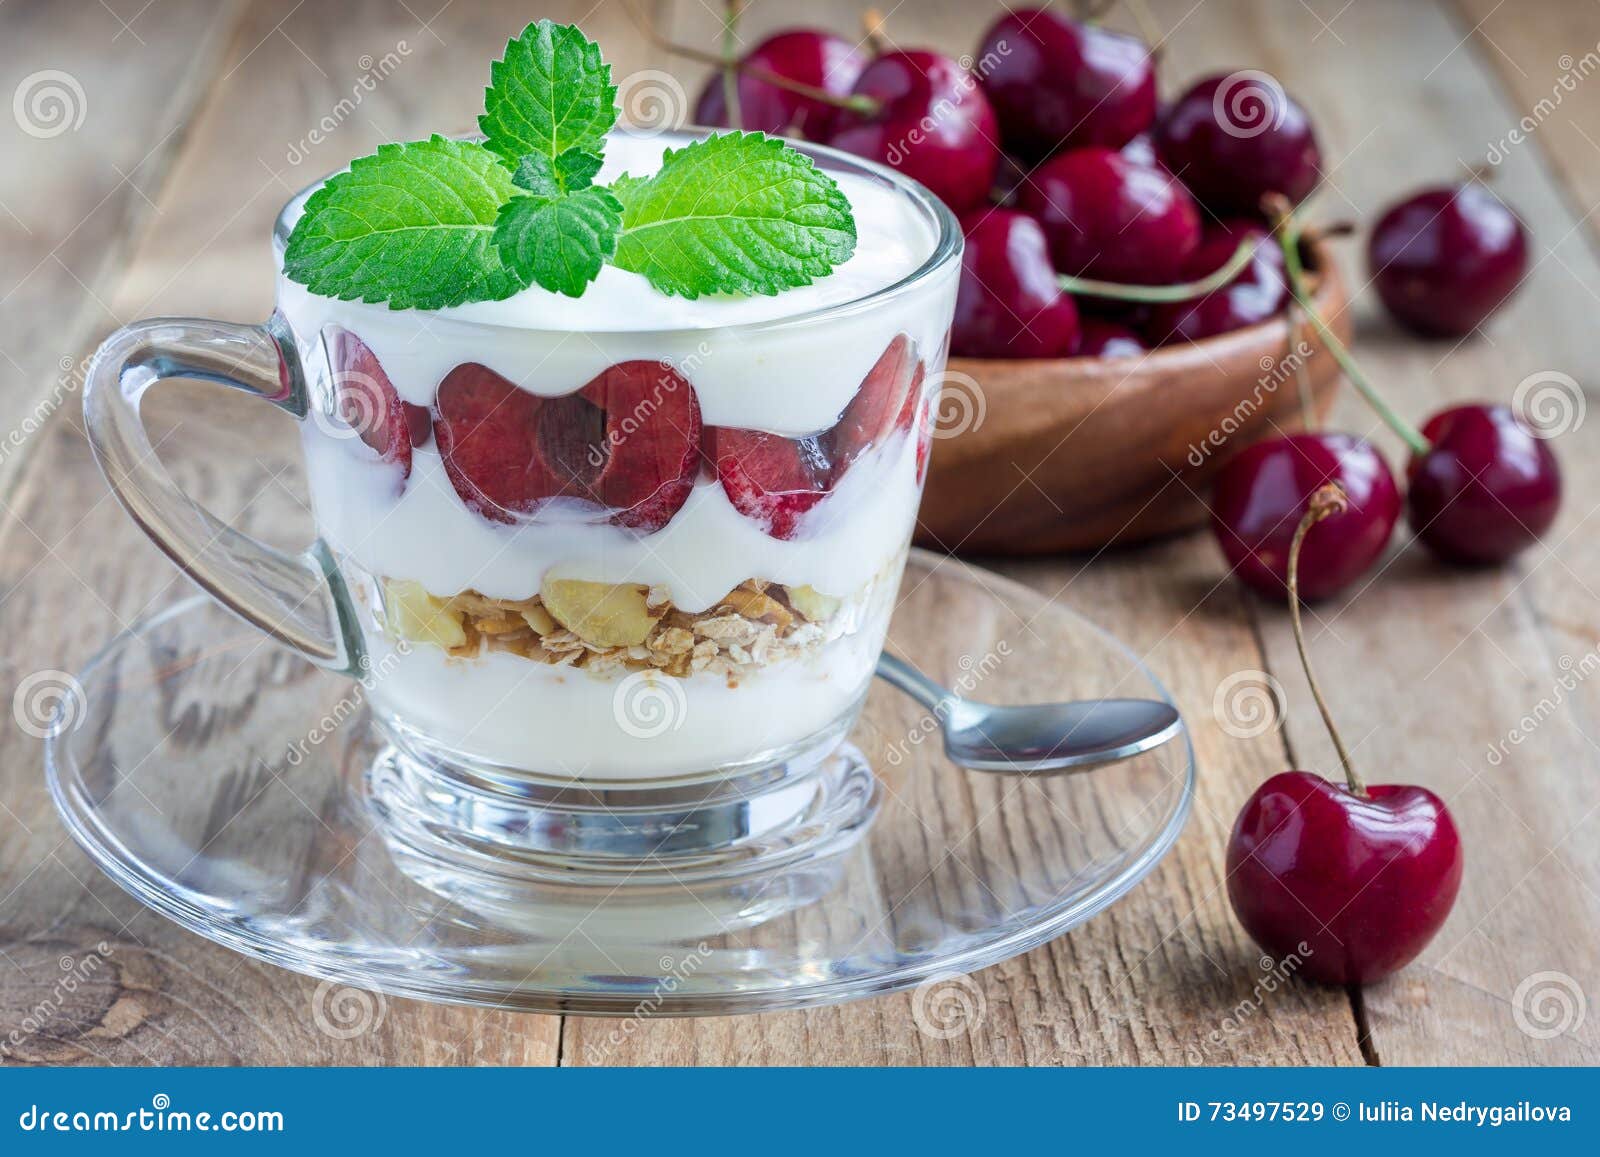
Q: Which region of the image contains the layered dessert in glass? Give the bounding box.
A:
[276,130,959,784]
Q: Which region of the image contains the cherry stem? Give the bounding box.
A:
[719,0,744,131]
[623,1,881,116]
[1056,236,1257,302]
[1265,194,1433,457]
[1287,484,1368,798]
[862,8,891,53]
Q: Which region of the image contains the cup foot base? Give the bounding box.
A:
[363,735,880,932]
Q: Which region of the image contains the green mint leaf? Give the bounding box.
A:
[480,21,616,166]
[283,136,525,310]
[511,153,561,198]
[494,186,622,298]
[555,147,603,191]
[511,147,604,197]
[610,132,857,299]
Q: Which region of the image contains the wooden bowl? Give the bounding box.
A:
[915,241,1351,555]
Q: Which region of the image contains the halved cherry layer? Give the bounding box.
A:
[328,328,412,476]
[434,360,701,533]
[711,336,924,539]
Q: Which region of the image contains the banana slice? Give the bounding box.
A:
[384,579,468,649]
[541,579,664,647]
[785,584,841,623]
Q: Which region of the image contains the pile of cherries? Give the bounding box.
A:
[694,8,1558,590]
[676,8,1559,986]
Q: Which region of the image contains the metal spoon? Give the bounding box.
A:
[875,653,1183,775]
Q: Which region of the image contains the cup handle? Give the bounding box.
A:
[83,313,364,674]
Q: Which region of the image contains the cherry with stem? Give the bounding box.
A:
[1225,481,1464,986]
[1265,192,1562,566]
[622,0,880,116]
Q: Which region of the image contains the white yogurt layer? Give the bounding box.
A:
[363,568,898,779]
[307,424,922,610]
[276,132,952,435]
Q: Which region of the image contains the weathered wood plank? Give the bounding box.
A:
[0,0,240,489]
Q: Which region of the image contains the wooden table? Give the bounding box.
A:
[2,0,1597,1066]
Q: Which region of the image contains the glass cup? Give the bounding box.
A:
[84,131,960,901]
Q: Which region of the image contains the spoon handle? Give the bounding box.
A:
[875,652,956,714]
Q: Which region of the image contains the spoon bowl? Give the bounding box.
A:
[875,653,1183,774]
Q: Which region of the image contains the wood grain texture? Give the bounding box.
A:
[2,0,1596,1067]
[0,0,240,491]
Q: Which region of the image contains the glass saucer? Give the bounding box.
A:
[46,550,1193,1016]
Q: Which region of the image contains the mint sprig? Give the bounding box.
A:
[612,132,856,299]
[283,136,526,310]
[284,22,857,309]
[480,21,616,166]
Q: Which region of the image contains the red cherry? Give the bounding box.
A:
[1076,318,1145,358]
[1154,72,1321,215]
[1407,403,1561,565]
[404,402,433,448]
[327,329,411,476]
[1145,221,1286,343]
[707,428,833,539]
[1019,147,1201,285]
[692,28,866,139]
[826,50,1000,214]
[1210,433,1400,601]
[433,360,701,533]
[1119,132,1162,171]
[976,8,1156,161]
[1368,185,1529,338]
[712,336,921,537]
[951,210,1081,358]
[1227,771,1463,985]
